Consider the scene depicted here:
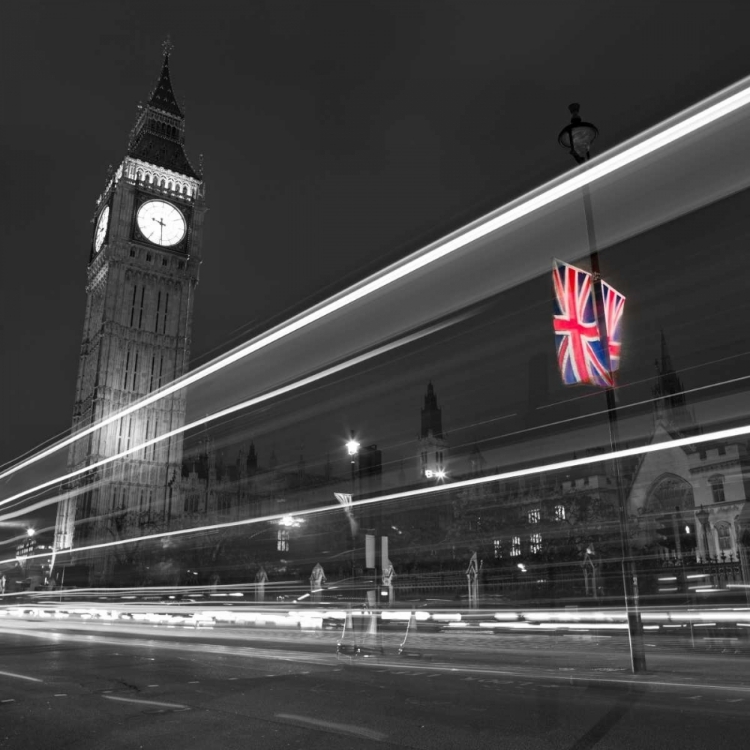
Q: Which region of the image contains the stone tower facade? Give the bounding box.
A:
[55,45,205,566]
[417,382,448,480]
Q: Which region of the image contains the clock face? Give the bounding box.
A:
[94,206,110,253]
[136,200,186,247]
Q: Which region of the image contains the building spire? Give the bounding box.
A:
[148,41,183,117]
[126,40,199,178]
[421,381,443,438]
[653,330,698,437]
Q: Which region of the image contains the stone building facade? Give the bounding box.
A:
[55,46,205,572]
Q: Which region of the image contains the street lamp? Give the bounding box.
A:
[346,431,360,493]
[345,431,360,573]
[696,505,710,561]
[277,514,304,529]
[558,103,647,674]
[557,103,599,164]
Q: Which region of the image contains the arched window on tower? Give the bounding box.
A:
[709,475,726,503]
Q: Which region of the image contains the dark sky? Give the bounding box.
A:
[3,0,750,476]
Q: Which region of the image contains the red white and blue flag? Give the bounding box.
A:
[602,279,625,373]
[552,259,625,387]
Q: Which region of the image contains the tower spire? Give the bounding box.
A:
[126,40,199,178]
[421,381,443,438]
[148,40,183,117]
[653,330,697,437]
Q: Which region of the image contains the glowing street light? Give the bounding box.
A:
[346,435,360,457]
[277,514,304,528]
[26,528,35,537]
[425,469,447,480]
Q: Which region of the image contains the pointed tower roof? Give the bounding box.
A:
[421,380,444,438]
[148,48,183,117]
[126,40,200,179]
[652,330,698,438]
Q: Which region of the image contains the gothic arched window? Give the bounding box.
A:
[645,473,695,514]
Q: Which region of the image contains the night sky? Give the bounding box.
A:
[3,0,750,478]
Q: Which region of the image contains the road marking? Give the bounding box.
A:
[102,695,189,710]
[147,684,159,688]
[188,680,200,684]
[54,694,67,697]
[1,699,16,703]
[227,677,238,681]
[0,671,42,683]
[275,713,386,741]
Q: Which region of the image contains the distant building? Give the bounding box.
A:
[417,382,448,480]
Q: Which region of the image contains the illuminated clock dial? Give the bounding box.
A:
[136,200,186,247]
[94,205,110,253]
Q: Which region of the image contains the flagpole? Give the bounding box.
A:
[559,104,647,674]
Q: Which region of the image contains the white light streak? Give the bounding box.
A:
[9,419,750,566]
[0,318,460,513]
[102,694,188,710]
[4,75,750,487]
[0,670,43,683]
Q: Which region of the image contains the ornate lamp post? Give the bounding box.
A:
[346,431,360,495]
[345,432,360,574]
[558,104,647,674]
[696,505,711,562]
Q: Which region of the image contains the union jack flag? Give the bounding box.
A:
[602,279,626,372]
[552,260,625,387]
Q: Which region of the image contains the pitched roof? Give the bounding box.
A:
[148,55,183,117]
[128,130,199,178]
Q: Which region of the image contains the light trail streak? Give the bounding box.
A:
[7,418,750,567]
[4,75,750,485]
[0,670,43,683]
[0,318,463,513]
[275,714,387,741]
[101,694,189,710]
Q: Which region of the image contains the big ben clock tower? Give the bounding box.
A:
[55,42,205,576]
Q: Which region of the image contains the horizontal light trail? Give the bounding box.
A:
[0,670,43,683]
[4,75,750,486]
[275,713,387,741]
[102,694,188,710]
[6,418,750,567]
[0,318,462,513]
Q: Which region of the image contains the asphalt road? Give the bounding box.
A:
[1,623,749,750]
